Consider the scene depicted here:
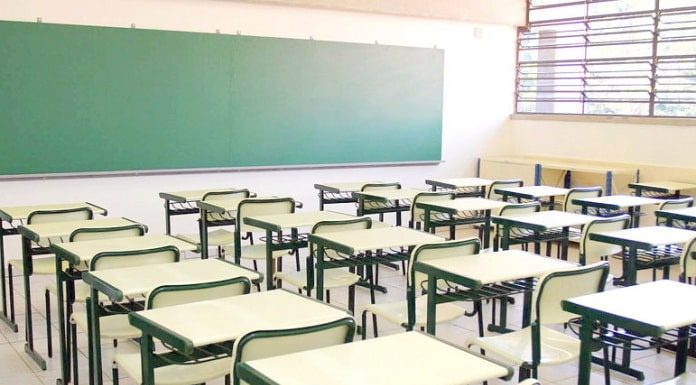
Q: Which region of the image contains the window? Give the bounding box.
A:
[516,0,696,117]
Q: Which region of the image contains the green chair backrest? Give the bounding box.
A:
[680,236,696,278]
[236,198,296,234]
[28,207,93,224]
[408,238,480,290]
[563,186,602,213]
[657,197,694,227]
[487,179,523,201]
[579,215,630,265]
[90,246,180,271]
[410,192,453,226]
[69,224,146,242]
[147,276,251,309]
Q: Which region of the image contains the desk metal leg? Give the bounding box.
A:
[0,227,18,331]
[676,326,689,376]
[199,210,209,259]
[425,275,436,335]
[22,236,46,370]
[482,211,491,249]
[577,317,594,385]
[265,230,275,291]
[164,199,172,235]
[56,257,71,385]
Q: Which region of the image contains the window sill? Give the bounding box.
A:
[510,113,696,127]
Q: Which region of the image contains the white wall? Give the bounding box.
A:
[0,0,517,241]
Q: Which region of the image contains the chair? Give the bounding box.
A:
[273,217,371,313]
[679,236,696,283]
[578,215,630,266]
[487,179,524,201]
[468,262,610,381]
[44,223,146,358]
[361,238,478,339]
[409,191,453,232]
[358,182,402,222]
[114,277,251,385]
[657,197,694,228]
[563,186,602,214]
[223,198,295,275]
[232,317,356,385]
[176,189,250,258]
[70,246,180,385]
[493,202,541,252]
[6,207,93,356]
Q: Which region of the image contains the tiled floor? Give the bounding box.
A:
[0,226,693,385]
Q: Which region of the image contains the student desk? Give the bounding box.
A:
[492,211,595,259]
[415,198,508,247]
[127,289,350,385]
[308,227,443,297]
[425,177,493,197]
[414,250,573,334]
[243,211,357,290]
[563,280,696,385]
[51,234,197,385]
[313,182,379,210]
[495,185,569,208]
[353,188,424,226]
[572,195,664,227]
[589,226,694,286]
[159,188,246,235]
[629,181,696,198]
[656,206,696,227]
[83,258,261,385]
[17,217,136,370]
[236,331,513,385]
[0,202,106,332]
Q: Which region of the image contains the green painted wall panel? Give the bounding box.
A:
[0,21,443,175]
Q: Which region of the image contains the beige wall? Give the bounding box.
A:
[0,0,518,245]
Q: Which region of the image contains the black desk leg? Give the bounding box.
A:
[0,226,18,332]
[22,236,46,370]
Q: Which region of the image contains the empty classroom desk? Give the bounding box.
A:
[236,331,513,385]
[243,210,357,290]
[492,211,595,259]
[563,280,696,385]
[572,195,664,227]
[16,217,138,369]
[159,188,250,235]
[83,258,262,385]
[353,188,424,226]
[415,250,573,334]
[425,177,493,197]
[308,226,443,296]
[314,182,379,210]
[629,181,696,198]
[51,234,198,385]
[127,289,350,385]
[416,197,508,247]
[495,185,569,208]
[589,226,694,286]
[656,206,696,227]
[0,202,106,332]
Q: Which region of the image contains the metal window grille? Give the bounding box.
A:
[516,0,696,117]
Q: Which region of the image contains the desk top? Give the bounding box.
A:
[425,177,493,189]
[563,280,696,336]
[314,182,381,193]
[417,198,508,214]
[309,226,443,255]
[495,185,570,200]
[83,258,261,302]
[237,332,512,385]
[656,207,696,222]
[244,211,356,232]
[52,234,197,265]
[0,202,107,222]
[572,195,664,210]
[18,217,139,242]
[629,181,696,194]
[589,226,695,250]
[129,289,350,353]
[492,211,595,231]
[416,250,575,289]
[353,188,426,202]
[158,188,242,203]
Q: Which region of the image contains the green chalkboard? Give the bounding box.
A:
[0,21,443,175]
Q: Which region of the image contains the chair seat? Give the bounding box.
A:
[650,372,696,385]
[222,244,288,260]
[274,269,360,290]
[8,257,68,274]
[364,295,465,327]
[71,311,140,339]
[115,351,232,385]
[175,229,235,247]
[469,325,579,366]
